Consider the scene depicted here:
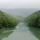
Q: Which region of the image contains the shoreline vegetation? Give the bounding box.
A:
[0,10,40,40]
[25,10,40,28]
[0,10,17,29]
[25,10,40,40]
[0,10,17,40]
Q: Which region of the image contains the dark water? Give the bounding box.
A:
[29,27,40,40]
[0,29,13,40]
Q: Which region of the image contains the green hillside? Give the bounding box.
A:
[0,10,17,29]
[25,10,40,28]
[25,10,40,40]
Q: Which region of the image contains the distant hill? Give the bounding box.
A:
[1,8,40,17]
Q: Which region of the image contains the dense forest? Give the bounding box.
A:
[0,10,17,29]
[25,10,40,28]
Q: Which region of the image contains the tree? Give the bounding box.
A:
[0,11,17,29]
[25,10,40,28]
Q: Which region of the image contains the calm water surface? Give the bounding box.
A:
[2,22,38,40]
[2,9,40,40]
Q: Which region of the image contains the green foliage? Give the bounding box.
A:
[0,10,17,29]
[25,10,40,28]
[29,26,40,40]
[0,29,13,40]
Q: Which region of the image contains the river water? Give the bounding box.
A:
[1,8,40,40]
[2,22,38,40]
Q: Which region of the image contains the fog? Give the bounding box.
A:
[0,0,40,9]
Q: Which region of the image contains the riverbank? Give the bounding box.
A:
[2,22,38,40]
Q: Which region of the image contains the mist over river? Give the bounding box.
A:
[1,8,40,40]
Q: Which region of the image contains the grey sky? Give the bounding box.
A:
[0,0,40,9]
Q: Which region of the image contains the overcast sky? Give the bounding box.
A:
[0,0,40,9]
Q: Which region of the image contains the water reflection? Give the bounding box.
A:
[29,27,40,40]
[2,23,38,40]
[0,29,13,40]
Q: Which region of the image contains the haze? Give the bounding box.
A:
[0,0,40,9]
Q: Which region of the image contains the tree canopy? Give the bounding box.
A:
[0,10,17,29]
[25,10,40,28]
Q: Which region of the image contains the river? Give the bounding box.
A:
[0,8,40,40]
[2,22,38,40]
